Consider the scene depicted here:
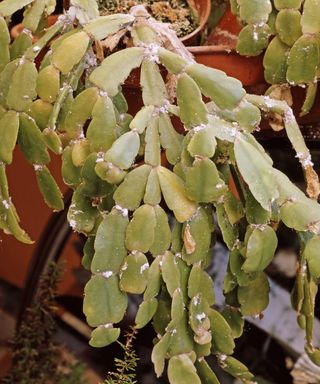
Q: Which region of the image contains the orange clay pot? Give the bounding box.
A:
[181,0,211,46]
[189,46,265,86]
[195,8,264,86]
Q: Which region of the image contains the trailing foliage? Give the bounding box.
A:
[0,0,320,382]
[231,0,320,115]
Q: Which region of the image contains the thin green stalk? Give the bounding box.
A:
[25,21,65,61]
[48,59,86,131]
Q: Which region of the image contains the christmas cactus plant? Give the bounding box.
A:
[231,0,320,116]
[1,0,320,382]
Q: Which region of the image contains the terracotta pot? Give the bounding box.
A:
[189,8,264,86]
[189,46,265,86]
[229,174,241,201]
[180,0,211,46]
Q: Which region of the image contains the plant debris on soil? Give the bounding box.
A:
[97,0,199,37]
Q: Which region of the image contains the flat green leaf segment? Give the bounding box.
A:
[1,3,320,383]
[0,0,34,17]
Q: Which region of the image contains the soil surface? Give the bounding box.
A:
[97,0,198,37]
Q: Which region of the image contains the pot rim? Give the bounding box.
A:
[188,45,237,54]
[180,0,211,45]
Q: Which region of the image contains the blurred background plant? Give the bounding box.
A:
[0,261,88,384]
[0,1,320,383]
